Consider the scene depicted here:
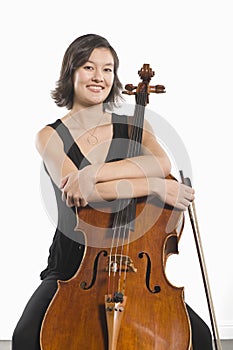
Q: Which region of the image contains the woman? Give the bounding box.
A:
[12,33,213,349]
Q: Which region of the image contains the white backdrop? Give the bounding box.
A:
[1,0,232,340]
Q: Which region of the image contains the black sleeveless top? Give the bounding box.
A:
[40,113,129,280]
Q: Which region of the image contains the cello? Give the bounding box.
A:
[40,64,193,349]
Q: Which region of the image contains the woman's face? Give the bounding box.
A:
[72,47,115,109]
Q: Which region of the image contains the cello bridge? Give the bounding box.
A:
[106,254,137,273]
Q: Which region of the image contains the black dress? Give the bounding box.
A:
[12,114,213,349]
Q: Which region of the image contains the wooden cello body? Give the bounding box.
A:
[40,195,191,349]
[40,65,192,349]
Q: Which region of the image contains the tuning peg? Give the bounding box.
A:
[122,84,137,95]
[149,85,166,94]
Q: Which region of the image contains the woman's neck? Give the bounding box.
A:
[69,104,106,129]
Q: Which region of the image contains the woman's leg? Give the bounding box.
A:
[186,304,213,350]
[12,278,58,350]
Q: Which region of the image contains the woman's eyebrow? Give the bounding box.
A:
[86,60,114,66]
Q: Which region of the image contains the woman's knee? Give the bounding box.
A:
[11,279,57,350]
[12,319,40,350]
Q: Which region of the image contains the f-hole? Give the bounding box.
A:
[80,250,108,290]
[138,252,161,293]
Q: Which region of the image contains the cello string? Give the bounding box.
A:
[108,91,146,298]
[108,225,118,295]
[108,128,139,295]
[109,154,133,294]
[108,111,140,294]
[109,202,130,296]
[119,109,139,287]
[109,208,131,295]
[109,122,137,292]
[121,94,145,286]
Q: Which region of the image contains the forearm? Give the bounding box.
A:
[87,176,195,211]
[95,155,171,184]
[87,177,156,202]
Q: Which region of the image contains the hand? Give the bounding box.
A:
[153,178,195,210]
[60,164,101,208]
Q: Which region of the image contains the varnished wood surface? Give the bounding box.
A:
[40,195,192,349]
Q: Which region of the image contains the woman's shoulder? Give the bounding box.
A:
[35,119,63,155]
[143,118,155,134]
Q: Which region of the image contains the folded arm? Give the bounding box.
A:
[35,119,194,210]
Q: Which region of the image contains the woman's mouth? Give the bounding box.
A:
[87,85,104,92]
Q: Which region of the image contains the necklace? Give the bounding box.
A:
[69,111,105,145]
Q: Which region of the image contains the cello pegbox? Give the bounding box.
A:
[122,64,165,105]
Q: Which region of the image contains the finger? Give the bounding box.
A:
[60,176,68,189]
[178,204,187,211]
[174,201,187,211]
[73,194,82,207]
[66,193,75,207]
[80,198,88,207]
[180,198,190,208]
[61,190,67,202]
[177,197,192,210]
[75,200,81,208]
[189,192,195,202]
[184,189,195,202]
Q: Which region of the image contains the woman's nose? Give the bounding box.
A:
[92,69,104,82]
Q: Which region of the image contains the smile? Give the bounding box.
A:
[87,85,104,92]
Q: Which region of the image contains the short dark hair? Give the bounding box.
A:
[51,34,123,110]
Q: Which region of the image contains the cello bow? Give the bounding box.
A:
[179,170,222,350]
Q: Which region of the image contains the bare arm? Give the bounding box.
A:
[35,125,156,207]
[59,119,172,206]
[95,119,171,182]
[36,120,194,210]
[35,125,77,185]
[87,177,194,211]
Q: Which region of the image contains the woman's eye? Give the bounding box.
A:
[104,68,113,72]
[84,65,93,70]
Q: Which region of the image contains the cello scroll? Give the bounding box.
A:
[123,63,165,105]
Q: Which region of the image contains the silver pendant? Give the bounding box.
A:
[87,134,98,145]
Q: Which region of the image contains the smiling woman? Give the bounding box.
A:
[11,33,211,350]
[72,48,115,108]
[51,34,122,111]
